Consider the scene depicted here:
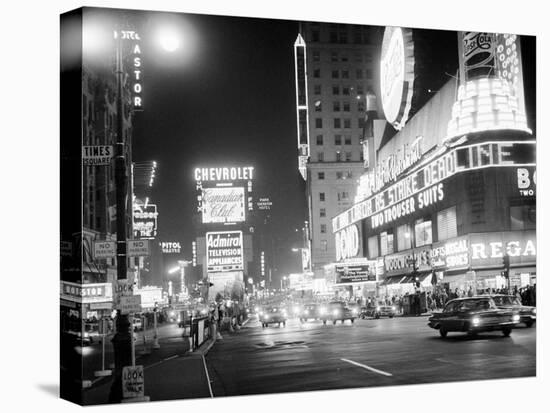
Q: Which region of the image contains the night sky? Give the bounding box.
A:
[129,10,307,275]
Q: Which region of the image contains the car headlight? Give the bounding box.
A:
[472,317,481,326]
[532,308,537,315]
[264,315,270,320]
[177,317,181,322]
[293,306,299,314]
[259,311,264,316]
[320,307,327,315]
[305,310,310,315]
[376,307,380,311]
[512,314,520,322]
[333,309,340,316]
[254,307,259,312]
[169,311,175,317]
[352,308,358,314]
[391,306,396,311]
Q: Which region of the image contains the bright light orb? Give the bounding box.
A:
[159,30,180,52]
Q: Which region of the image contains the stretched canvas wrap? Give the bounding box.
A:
[60,6,536,406]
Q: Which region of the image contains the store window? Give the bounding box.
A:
[510,201,536,230]
[320,208,326,217]
[397,224,413,251]
[380,231,394,256]
[333,101,341,112]
[319,192,325,202]
[336,152,342,163]
[415,218,433,247]
[368,235,379,259]
[437,206,458,241]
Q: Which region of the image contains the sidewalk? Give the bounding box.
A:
[83,338,214,405]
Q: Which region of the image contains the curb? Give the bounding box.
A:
[193,338,216,357]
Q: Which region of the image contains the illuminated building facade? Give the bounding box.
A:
[331,30,536,298]
[293,22,383,279]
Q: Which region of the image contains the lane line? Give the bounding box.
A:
[164,355,178,361]
[202,355,214,398]
[340,358,393,377]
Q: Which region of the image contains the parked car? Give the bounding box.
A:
[490,294,536,327]
[132,316,143,331]
[428,297,520,338]
[347,303,361,318]
[300,303,320,322]
[261,307,287,328]
[320,301,355,325]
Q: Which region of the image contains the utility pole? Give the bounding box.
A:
[109,28,132,404]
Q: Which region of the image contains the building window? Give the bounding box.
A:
[437,206,458,241]
[320,224,327,234]
[344,135,352,145]
[510,201,536,230]
[334,134,342,145]
[368,235,379,259]
[334,118,341,128]
[345,152,352,162]
[333,101,341,112]
[311,30,320,42]
[415,218,433,247]
[354,52,362,62]
[341,54,348,62]
[358,118,365,128]
[315,118,323,128]
[342,70,349,79]
[321,240,328,251]
[357,100,365,111]
[318,172,325,180]
[366,69,373,79]
[337,191,349,201]
[330,31,338,43]
[343,101,350,112]
[319,192,325,202]
[380,231,394,256]
[316,134,323,145]
[314,84,322,95]
[357,85,364,95]
[342,86,350,95]
[332,85,340,95]
[397,224,413,251]
[336,170,343,179]
[317,152,324,162]
[339,29,348,44]
[313,68,321,78]
[356,69,363,79]
[320,208,326,217]
[331,52,338,62]
[344,118,351,129]
[313,50,320,62]
[336,152,342,163]
[315,101,322,112]
[331,70,339,79]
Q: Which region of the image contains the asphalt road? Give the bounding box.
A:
[205,315,536,397]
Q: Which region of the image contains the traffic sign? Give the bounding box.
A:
[120,295,142,314]
[127,239,150,257]
[122,365,144,399]
[94,241,116,259]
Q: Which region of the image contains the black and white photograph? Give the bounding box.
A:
[3,1,547,412]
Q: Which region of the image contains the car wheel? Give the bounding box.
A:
[333,320,337,325]
[375,314,380,319]
[389,315,394,318]
[439,327,448,338]
[283,321,286,327]
[322,320,326,325]
[525,320,534,328]
[502,327,512,337]
[351,318,355,324]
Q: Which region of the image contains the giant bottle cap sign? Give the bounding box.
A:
[380,27,415,130]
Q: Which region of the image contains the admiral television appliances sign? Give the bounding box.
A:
[206,231,244,272]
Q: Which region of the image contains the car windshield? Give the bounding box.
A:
[493,296,521,306]
[459,299,493,311]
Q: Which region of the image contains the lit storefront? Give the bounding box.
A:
[330,30,535,298]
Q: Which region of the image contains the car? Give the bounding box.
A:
[319,301,355,325]
[428,297,520,338]
[132,316,143,331]
[299,303,320,322]
[347,303,361,318]
[490,294,536,327]
[372,303,396,319]
[261,307,287,328]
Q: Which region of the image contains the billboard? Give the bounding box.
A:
[335,262,378,284]
[133,204,158,239]
[206,231,244,272]
[201,187,246,224]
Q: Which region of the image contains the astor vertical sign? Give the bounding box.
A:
[118,30,143,110]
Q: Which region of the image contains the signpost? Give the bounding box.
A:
[94,241,117,259]
[94,318,112,378]
[121,365,149,402]
[120,295,142,315]
[127,239,150,257]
